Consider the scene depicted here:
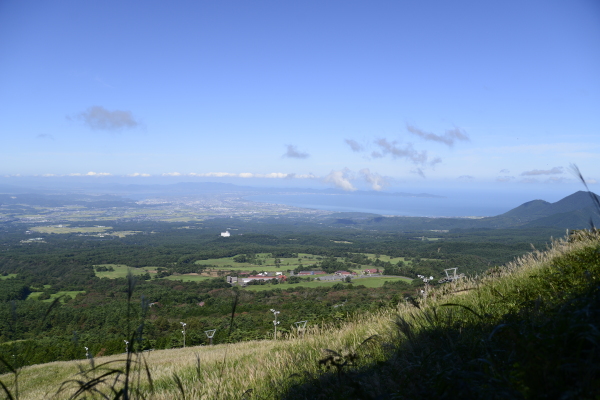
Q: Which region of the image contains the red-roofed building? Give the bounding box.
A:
[364,268,380,275]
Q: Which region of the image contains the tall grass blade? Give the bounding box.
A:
[172,373,185,400]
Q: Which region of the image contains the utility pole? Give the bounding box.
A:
[417,274,434,305]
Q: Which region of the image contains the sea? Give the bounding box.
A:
[245,191,548,218]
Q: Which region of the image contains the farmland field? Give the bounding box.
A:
[195,252,413,273]
[27,290,86,302]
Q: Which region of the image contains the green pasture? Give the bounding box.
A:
[243,276,412,291]
[94,264,155,279]
[362,253,405,263]
[0,273,17,280]
[195,252,416,276]
[110,231,140,237]
[196,252,326,272]
[28,290,86,302]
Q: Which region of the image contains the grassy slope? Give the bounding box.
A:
[2,231,599,399]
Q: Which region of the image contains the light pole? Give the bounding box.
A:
[180,322,187,348]
[85,346,90,359]
[124,340,129,354]
[270,309,280,340]
[205,329,216,345]
[417,275,434,305]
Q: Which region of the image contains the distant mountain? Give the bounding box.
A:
[321,191,600,231]
[496,191,600,223]
[486,191,600,229]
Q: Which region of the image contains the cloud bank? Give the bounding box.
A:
[162,172,316,179]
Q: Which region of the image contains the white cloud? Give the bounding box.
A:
[323,168,356,191]
[128,173,151,177]
[359,168,387,191]
[263,173,289,178]
[86,171,112,176]
[182,172,316,179]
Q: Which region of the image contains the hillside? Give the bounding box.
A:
[2,229,599,399]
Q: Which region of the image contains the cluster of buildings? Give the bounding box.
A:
[226,268,382,286]
[227,272,286,285]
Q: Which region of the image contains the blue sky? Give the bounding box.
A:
[1,0,599,196]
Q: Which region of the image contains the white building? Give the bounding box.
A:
[220,231,231,237]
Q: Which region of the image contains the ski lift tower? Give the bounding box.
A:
[445,268,458,281]
[205,329,216,345]
[294,320,307,338]
[438,268,465,284]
